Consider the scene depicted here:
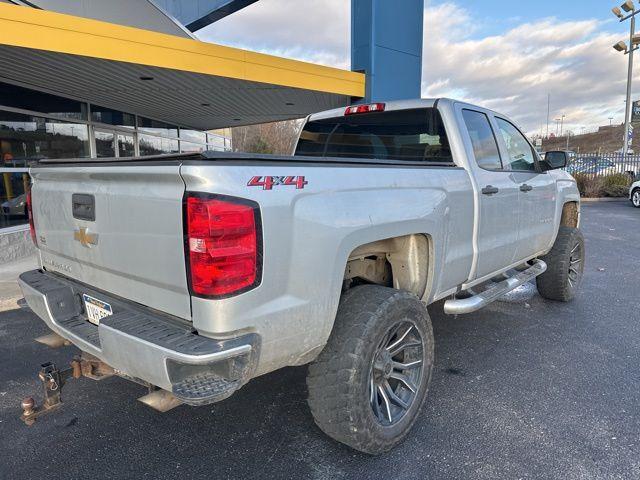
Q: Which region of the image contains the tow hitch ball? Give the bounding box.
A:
[20,355,114,426]
[20,360,81,426]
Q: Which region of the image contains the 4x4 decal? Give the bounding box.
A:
[248,176,308,190]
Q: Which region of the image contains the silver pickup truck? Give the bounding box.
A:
[19,99,583,454]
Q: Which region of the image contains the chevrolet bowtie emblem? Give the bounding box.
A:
[74,227,98,248]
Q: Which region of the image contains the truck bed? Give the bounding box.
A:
[36,151,460,168]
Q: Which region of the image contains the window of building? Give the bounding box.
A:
[0,110,90,166]
[138,134,179,156]
[207,134,226,150]
[0,170,29,229]
[95,130,116,158]
[0,82,232,232]
[118,133,135,157]
[181,129,207,144]
[180,141,207,153]
[0,82,87,120]
[44,120,91,159]
[138,117,178,138]
[91,105,135,128]
[462,109,503,171]
[295,108,452,162]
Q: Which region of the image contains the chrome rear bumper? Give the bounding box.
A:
[19,269,259,405]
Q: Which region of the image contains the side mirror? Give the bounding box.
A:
[541,151,568,171]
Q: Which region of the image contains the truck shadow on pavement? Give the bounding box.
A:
[0,291,600,480]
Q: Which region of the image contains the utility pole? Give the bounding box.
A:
[609,117,614,126]
[560,114,565,137]
[546,94,550,138]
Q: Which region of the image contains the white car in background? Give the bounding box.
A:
[630,180,640,208]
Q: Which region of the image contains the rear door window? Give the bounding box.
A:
[461,109,502,170]
[295,108,452,163]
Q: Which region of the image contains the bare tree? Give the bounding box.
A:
[232,119,303,155]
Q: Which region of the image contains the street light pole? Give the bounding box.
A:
[623,13,636,156]
[612,1,640,156]
[546,93,550,138]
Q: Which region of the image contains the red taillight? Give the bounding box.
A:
[185,194,261,298]
[26,184,37,246]
[345,103,386,116]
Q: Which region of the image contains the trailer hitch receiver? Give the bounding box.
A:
[20,354,114,425]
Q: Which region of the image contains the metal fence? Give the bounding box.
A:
[562,152,640,179]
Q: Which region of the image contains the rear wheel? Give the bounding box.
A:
[632,189,640,208]
[537,226,585,302]
[306,286,434,454]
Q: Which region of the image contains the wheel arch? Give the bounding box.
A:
[560,201,580,229]
[344,233,435,302]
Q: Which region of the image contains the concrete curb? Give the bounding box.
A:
[581,197,628,203]
[0,227,35,263]
[0,254,37,312]
[0,296,22,313]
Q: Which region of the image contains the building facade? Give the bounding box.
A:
[0,80,231,233]
[0,0,423,258]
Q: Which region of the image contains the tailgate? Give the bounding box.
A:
[30,164,191,320]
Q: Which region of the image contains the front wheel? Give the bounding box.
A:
[306,286,434,454]
[631,189,640,208]
[537,226,585,302]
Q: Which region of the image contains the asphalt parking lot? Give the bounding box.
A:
[1,201,639,480]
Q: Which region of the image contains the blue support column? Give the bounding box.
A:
[351,0,424,103]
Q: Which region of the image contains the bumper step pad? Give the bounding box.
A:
[172,373,242,406]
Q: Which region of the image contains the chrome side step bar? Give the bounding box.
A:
[444,260,547,315]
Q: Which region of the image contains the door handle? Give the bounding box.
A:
[481,185,499,195]
[520,184,533,192]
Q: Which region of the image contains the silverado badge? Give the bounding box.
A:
[74,227,98,248]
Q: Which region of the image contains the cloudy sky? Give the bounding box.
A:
[199,0,636,135]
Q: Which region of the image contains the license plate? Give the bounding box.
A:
[82,294,113,325]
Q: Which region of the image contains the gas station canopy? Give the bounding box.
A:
[0,4,365,129]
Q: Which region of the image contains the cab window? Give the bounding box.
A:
[461,109,502,170]
[495,118,537,172]
[295,108,453,163]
